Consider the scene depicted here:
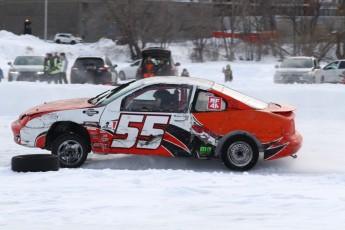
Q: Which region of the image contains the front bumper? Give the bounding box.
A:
[9,72,44,82]
[12,119,23,145]
[274,74,315,84]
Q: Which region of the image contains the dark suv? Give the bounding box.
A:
[70,56,118,85]
[136,47,180,79]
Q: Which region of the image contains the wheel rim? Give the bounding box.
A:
[227,141,253,167]
[57,140,84,166]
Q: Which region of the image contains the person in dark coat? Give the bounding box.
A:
[222,64,233,82]
[181,68,189,77]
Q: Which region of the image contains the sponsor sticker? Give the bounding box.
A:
[83,109,99,117]
[207,96,222,110]
[199,146,212,156]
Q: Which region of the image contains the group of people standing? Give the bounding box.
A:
[142,56,190,78]
[142,56,168,78]
[43,52,68,84]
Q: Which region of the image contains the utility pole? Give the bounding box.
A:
[44,0,48,41]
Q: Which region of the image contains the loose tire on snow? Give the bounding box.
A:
[11,154,59,172]
[221,137,259,171]
[52,133,89,168]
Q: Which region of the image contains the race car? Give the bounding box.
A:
[12,77,302,171]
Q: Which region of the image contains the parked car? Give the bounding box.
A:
[70,56,118,85]
[321,60,345,83]
[136,47,180,79]
[118,60,141,80]
[11,77,302,171]
[274,56,322,83]
[54,33,83,44]
[8,55,45,82]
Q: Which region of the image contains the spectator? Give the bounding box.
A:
[53,52,62,83]
[59,52,69,84]
[181,68,189,77]
[142,56,155,78]
[44,53,61,84]
[222,64,233,82]
[155,59,169,76]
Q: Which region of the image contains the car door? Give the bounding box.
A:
[189,89,228,158]
[127,60,140,79]
[335,61,345,83]
[99,83,194,157]
[323,61,339,83]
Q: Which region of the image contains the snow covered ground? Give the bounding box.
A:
[1,31,345,229]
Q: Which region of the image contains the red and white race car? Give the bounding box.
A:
[12,77,302,171]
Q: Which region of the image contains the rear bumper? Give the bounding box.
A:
[263,131,303,160]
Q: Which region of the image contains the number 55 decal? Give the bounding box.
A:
[111,114,170,150]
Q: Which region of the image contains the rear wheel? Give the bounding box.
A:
[55,40,61,44]
[52,133,89,168]
[221,137,259,171]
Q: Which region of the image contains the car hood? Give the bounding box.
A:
[21,98,95,116]
[10,65,44,71]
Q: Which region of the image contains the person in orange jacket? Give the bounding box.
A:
[143,56,155,78]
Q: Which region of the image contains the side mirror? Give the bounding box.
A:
[8,62,12,66]
[175,62,181,66]
[275,64,279,68]
[113,64,118,68]
[315,65,321,69]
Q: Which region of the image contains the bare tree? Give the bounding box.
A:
[184,3,215,62]
[104,0,159,59]
[218,0,243,61]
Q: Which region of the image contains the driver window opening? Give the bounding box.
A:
[122,85,192,113]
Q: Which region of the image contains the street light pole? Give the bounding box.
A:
[44,0,48,41]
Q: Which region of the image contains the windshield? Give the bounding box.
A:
[281,58,313,68]
[14,56,44,65]
[74,58,104,67]
[89,80,138,106]
[213,83,268,109]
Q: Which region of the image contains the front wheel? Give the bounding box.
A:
[52,133,89,168]
[221,137,259,171]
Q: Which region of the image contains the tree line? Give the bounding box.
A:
[101,0,345,62]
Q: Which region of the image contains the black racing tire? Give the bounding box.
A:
[11,154,59,172]
[55,40,61,44]
[221,136,259,171]
[119,71,126,80]
[52,133,89,168]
